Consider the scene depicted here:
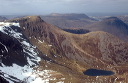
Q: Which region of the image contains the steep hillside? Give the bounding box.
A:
[7,16,128,83]
[41,13,96,29]
[84,17,128,41]
[0,22,65,83]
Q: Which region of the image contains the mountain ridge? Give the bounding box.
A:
[1,16,128,82]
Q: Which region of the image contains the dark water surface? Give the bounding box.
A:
[84,69,114,76]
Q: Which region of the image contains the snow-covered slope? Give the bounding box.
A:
[0,22,56,83]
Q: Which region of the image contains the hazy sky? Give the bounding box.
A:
[0,0,128,15]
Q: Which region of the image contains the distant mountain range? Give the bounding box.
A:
[41,13,97,29]
[0,16,128,83]
[0,16,7,21]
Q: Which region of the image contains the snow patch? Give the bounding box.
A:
[54,55,57,57]
[0,42,8,52]
[38,39,44,43]
[0,63,57,83]
[48,45,52,47]
[56,81,64,83]
[23,27,25,29]
[21,41,31,47]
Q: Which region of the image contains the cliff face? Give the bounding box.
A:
[1,16,128,83]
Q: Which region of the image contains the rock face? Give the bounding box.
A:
[85,17,128,41]
[0,31,28,66]
[1,16,128,83]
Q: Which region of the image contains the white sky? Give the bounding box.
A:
[0,0,128,15]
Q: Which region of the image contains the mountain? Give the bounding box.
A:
[117,15,128,25]
[41,13,97,29]
[49,13,90,18]
[8,16,128,82]
[0,16,7,21]
[84,17,128,41]
[1,16,128,83]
